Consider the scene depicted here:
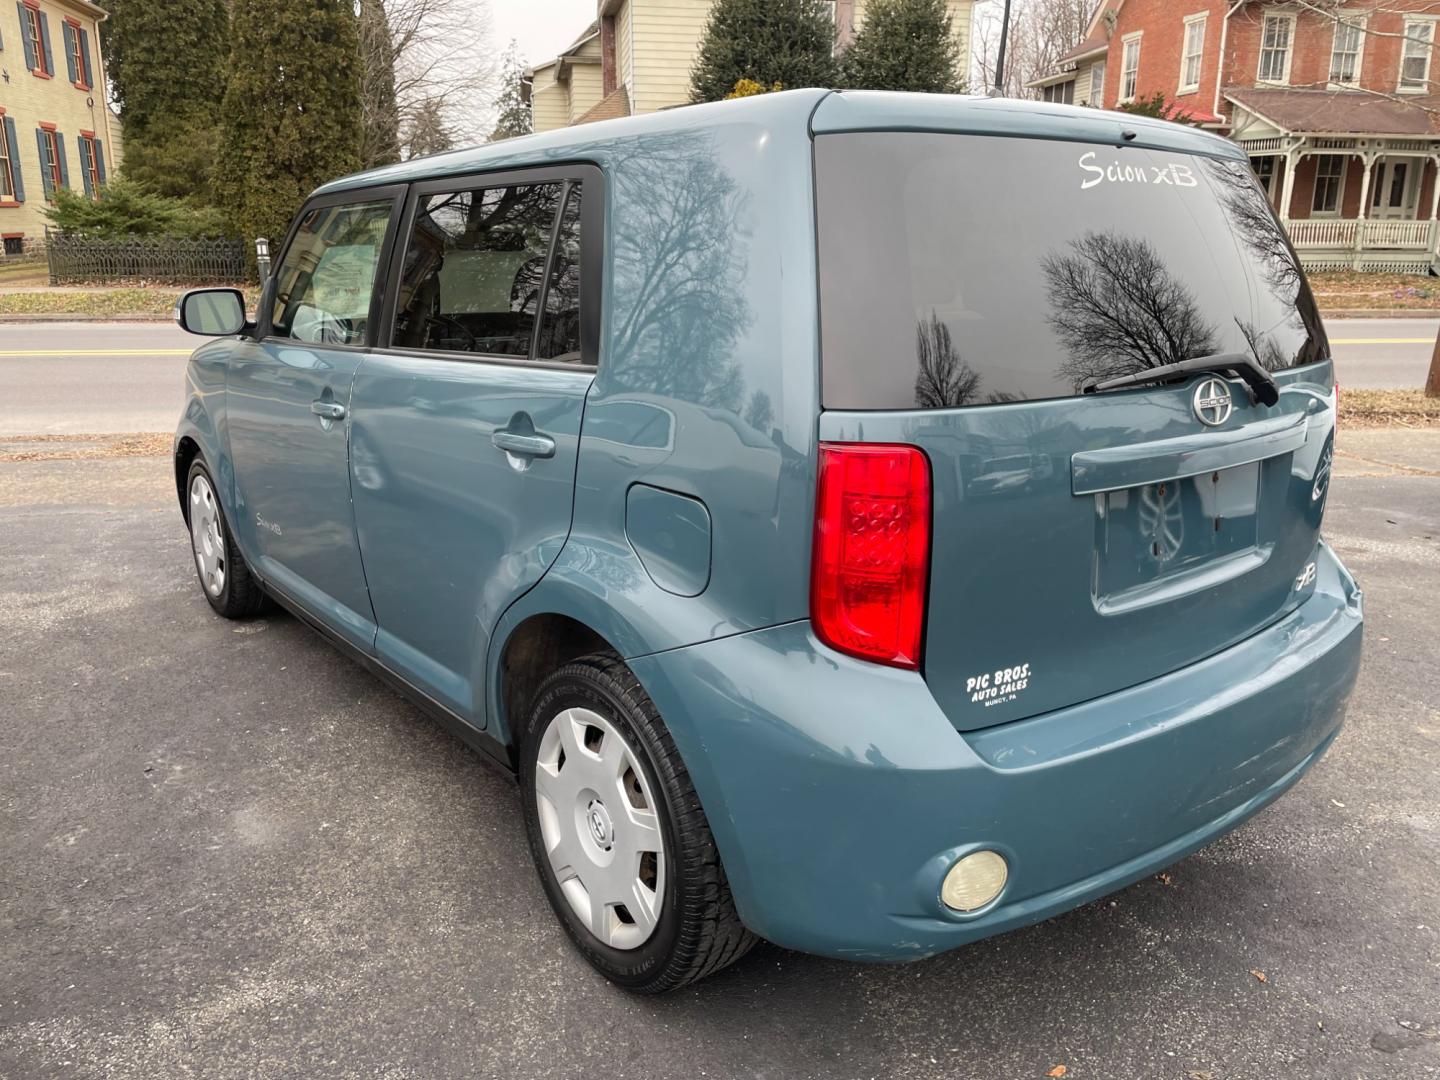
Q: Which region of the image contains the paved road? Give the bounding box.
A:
[0,322,193,435]
[0,436,1437,1079]
[1327,317,1438,389]
[0,318,1434,437]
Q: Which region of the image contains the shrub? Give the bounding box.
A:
[43,179,231,239]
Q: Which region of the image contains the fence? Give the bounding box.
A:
[44,231,248,285]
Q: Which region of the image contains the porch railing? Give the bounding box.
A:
[1283,218,1435,250]
[1285,219,1360,248]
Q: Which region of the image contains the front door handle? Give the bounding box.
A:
[492,430,556,459]
[311,400,347,421]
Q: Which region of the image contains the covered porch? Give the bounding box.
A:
[1228,89,1440,274]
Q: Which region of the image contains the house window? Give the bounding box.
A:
[1401,19,1435,91]
[1089,59,1106,107]
[3,237,23,257]
[1330,18,1363,85]
[1312,155,1345,215]
[1258,14,1293,84]
[38,127,64,198]
[1180,14,1206,93]
[1121,34,1141,102]
[0,132,14,202]
[1251,156,1278,204]
[78,133,103,196]
[21,3,52,77]
[63,20,94,89]
[1042,80,1075,104]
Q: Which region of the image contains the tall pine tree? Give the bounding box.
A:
[689,0,838,104]
[841,0,963,93]
[491,43,533,141]
[358,0,402,168]
[214,0,363,248]
[101,0,229,200]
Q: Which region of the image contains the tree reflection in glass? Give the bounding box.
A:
[1042,230,1219,390]
[914,312,983,408]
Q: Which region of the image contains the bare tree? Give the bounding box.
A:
[914,313,982,407]
[359,0,402,168]
[359,0,499,160]
[974,0,1093,97]
[1042,230,1220,388]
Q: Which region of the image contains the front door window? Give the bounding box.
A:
[1370,158,1418,219]
[269,200,394,345]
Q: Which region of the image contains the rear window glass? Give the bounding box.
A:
[816,133,1327,410]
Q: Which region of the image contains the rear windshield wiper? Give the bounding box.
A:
[1083,352,1280,407]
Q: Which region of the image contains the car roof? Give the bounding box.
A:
[314,88,1245,197]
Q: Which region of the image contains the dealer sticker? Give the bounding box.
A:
[966,663,1032,708]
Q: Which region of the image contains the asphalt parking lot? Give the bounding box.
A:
[1,437,1438,1080]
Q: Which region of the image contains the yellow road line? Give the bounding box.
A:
[0,348,192,357]
[1329,337,1433,345]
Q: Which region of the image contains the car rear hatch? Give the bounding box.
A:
[812,106,1336,732]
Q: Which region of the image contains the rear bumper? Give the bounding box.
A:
[629,541,1363,961]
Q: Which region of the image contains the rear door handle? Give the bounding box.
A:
[311,400,347,421]
[492,430,556,459]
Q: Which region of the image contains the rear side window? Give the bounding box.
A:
[270,200,393,345]
[392,179,585,363]
[816,133,1326,409]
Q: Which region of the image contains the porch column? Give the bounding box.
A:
[1356,153,1376,221]
[1279,147,1300,221]
[1354,152,1377,267]
[1429,156,1440,260]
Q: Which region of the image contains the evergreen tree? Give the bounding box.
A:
[359,0,402,168]
[689,0,838,104]
[841,0,963,93]
[214,0,363,249]
[491,43,533,141]
[1116,92,1200,125]
[101,0,228,199]
[404,98,457,159]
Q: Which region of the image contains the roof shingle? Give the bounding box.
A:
[1226,87,1440,136]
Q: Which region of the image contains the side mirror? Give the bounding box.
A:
[176,287,250,337]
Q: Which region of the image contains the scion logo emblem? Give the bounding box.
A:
[1193,378,1233,426]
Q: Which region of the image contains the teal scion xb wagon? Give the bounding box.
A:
[173,90,1363,993]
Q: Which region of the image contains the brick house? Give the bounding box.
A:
[0,0,121,254]
[523,0,976,134]
[1034,0,1440,272]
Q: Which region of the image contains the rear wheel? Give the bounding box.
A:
[520,653,757,992]
[185,459,267,619]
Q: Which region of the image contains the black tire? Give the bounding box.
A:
[519,652,758,993]
[184,458,268,619]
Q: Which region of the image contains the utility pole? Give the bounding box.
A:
[993,0,1014,95]
[1428,322,1440,397]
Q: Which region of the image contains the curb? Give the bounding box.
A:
[0,314,173,324]
[1320,308,1440,320]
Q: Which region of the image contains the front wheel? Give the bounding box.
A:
[520,653,757,993]
[185,459,267,619]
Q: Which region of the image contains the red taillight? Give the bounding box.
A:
[810,443,931,669]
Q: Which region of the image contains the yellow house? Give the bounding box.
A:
[0,0,121,253]
[524,0,976,134]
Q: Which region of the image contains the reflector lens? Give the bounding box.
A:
[810,442,931,669]
[941,850,1009,913]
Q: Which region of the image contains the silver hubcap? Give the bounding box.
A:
[534,707,666,950]
[188,474,226,598]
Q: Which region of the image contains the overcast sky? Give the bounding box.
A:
[491,0,600,69]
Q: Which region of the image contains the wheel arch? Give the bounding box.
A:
[494,611,614,750]
[175,435,203,520]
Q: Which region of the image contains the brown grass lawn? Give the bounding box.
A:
[1309,270,1440,311]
